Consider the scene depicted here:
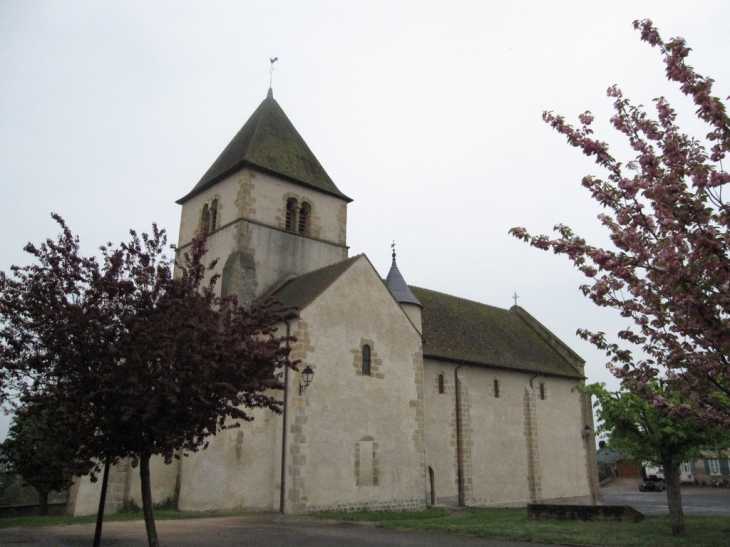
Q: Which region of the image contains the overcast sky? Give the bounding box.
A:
[2,1,729,439]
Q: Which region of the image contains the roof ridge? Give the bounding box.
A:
[409,285,509,312]
[304,253,361,273]
[245,94,271,159]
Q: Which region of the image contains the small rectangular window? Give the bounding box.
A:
[438,374,444,394]
[362,345,371,376]
[493,379,500,398]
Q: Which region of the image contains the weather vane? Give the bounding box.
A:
[391,240,396,260]
[512,291,519,307]
[269,57,278,89]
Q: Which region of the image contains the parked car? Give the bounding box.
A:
[639,475,666,492]
[712,478,730,488]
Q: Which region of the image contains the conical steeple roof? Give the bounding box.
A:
[385,249,422,307]
[177,89,351,204]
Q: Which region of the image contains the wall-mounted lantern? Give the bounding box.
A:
[299,366,314,395]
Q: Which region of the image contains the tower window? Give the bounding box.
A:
[362,345,371,376]
[298,202,311,235]
[285,198,298,232]
[539,382,545,400]
[200,204,210,234]
[438,374,444,394]
[493,379,500,398]
[210,199,219,231]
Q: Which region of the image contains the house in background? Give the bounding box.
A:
[596,442,641,482]
[68,88,600,515]
[683,453,730,485]
[595,439,730,485]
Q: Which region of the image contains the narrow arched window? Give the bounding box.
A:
[285,198,298,232]
[210,199,218,231]
[493,379,500,398]
[438,374,444,394]
[200,204,210,234]
[298,202,311,235]
[539,383,545,400]
[362,345,371,376]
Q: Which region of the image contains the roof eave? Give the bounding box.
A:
[423,353,585,381]
[510,306,586,375]
[176,161,353,205]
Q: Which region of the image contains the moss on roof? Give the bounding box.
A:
[410,286,583,378]
[265,256,361,311]
[178,91,351,204]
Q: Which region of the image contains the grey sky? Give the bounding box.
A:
[2,1,729,439]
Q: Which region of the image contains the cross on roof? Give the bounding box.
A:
[512,291,519,307]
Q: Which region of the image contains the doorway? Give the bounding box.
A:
[428,466,435,506]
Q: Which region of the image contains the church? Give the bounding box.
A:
[68,88,600,515]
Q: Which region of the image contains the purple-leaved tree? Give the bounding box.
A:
[0,216,296,547]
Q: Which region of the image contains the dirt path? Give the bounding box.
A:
[0,513,569,547]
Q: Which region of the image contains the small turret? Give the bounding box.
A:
[385,244,422,333]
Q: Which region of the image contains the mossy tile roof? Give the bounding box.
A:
[178,91,351,204]
[266,256,360,312]
[410,286,583,378]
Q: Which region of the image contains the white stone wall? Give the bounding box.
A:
[177,406,282,512]
[422,362,459,505]
[70,456,178,516]
[466,368,533,506]
[535,378,591,501]
[424,360,594,508]
[284,256,427,513]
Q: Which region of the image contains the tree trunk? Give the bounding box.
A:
[662,458,685,536]
[140,452,160,547]
[37,488,49,516]
[93,457,111,547]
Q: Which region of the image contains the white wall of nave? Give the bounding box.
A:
[535,379,592,501]
[284,256,426,512]
[177,406,281,512]
[423,360,593,507]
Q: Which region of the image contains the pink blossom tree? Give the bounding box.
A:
[511,19,730,430]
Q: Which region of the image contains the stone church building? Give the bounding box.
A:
[68,89,600,515]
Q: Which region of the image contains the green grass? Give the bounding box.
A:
[312,507,730,547]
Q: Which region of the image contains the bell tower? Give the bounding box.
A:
[176,89,352,305]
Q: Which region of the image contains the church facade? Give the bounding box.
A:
[68,90,600,515]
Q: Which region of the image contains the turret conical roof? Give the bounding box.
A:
[177,90,351,204]
[385,251,422,307]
